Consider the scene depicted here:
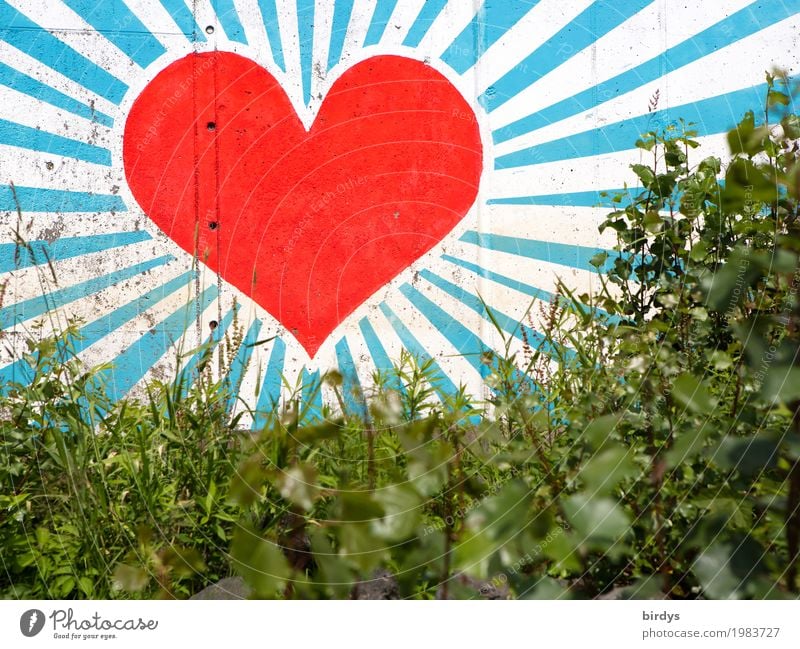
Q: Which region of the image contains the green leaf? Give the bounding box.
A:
[309,529,352,599]
[768,89,790,107]
[727,111,769,157]
[337,523,388,572]
[631,163,656,189]
[665,425,712,466]
[635,136,657,152]
[230,524,290,598]
[688,240,708,263]
[276,464,320,511]
[702,247,760,311]
[294,418,344,444]
[692,538,767,599]
[455,481,532,576]
[643,211,662,233]
[589,251,609,270]
[782,114,800,139]
[562,494,630,546]
[228,456,266,507]
[371,484,423,541]
[160,546,206,578]
[670,373,716,414]
[721,158,778,213]
[112,564,149,592]
[713,436,779,475]
[576,447,639,495]
[708,350,733,371]
[759,365,800,403]
[337,492,385,523]
[578,413,625,449]
[540,530,582,573]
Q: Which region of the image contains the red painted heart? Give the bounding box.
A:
[123,52,483,356]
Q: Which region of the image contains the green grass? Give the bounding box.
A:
[3,86,800,599]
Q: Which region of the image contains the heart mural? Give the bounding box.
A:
[123,52,483,357]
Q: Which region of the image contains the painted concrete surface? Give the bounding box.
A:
[0,1,799,423]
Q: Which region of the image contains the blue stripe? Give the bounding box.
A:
[398,283,492,378]
[297,0,314,106]
[379,301,458,401]
[0,185,126,212]
[300,367,323,424]
[0,231,151,273]
[487,188,630,208]
[417,268,562,357]
[0,356,33,391]
[224,319,262,412]
[0,270,190,391]
[495,76,797,169]
[74,271,195,355]
[479,0,655,112]
[256,0,285,70]
[335,336,367,417]
[493,1,798,143]
[178,306,237,399]
[159,0,206,41]
[441,0,540,74]
[460,230,618,273]
[253,337,286,429]
[210,0,248,44]
[402,0,448,48]
[0,0,129,104]
[441,254,555,304]
[441,254,621,326]
[0,119,111,165]
[0,61,114,127]
[327,0,355,71]
[97,285,218,402]
[61,0,167,68]
[0,255,174,330]
[0,355,32,389]
[358,316,403,393]
[364,0,399,46]
[400,281,546,397]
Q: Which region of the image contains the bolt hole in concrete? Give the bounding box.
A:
[207,121,216,131]
[205,25,214,34]
[209,221,218,230]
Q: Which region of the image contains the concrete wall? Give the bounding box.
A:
[1,0,798,422]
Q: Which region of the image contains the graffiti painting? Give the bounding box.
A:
[1,0,799,424]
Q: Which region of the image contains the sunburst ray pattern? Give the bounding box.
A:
[1,0,799,423]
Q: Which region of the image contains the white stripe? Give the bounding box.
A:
[273,0,305,117]
[375,0,424,47]
[339,0,377,57]
[453,238,610,307]
[422,258,542,362]
[0,83,113,144]
[415,0,475,63]
[474,204,619,251]
[306,0,335,117]
[231,0,275,66]
[486,131,732,199]
[383,285,485,399]
[114,0,185,43]
[0,144,123,191]
[6,0,145,84]
[77,263,212,385]
[490,0,785,147]
[473,0,594,94]
[0,40,119,119]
